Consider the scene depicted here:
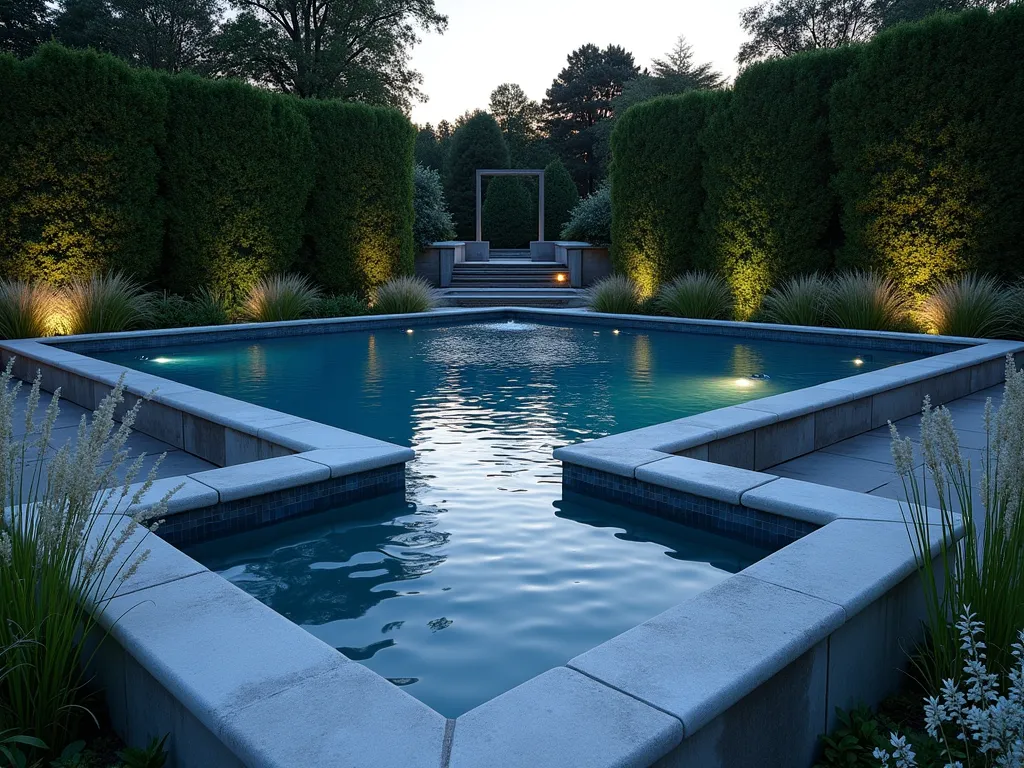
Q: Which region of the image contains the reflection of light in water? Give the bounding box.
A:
[730,344,765,379]
[245,344,267,381]
[734,378,754,388]
[631,334,652,383]
[153,356,173,364]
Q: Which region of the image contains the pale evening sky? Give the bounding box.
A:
[408,0,751,126]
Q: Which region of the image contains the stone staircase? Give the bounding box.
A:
[451,261,568,289]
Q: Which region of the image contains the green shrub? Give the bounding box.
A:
[610,90,731,296]
[561,185,611,245]
[918,274,1012,338]
[826,271,913,332]
[443,113,509,240]
[543,159,579,241]
[307,294,370,318]
[371,276,436,315]
[0,369,174,752]
[241,274,321,322]
[830,6,1024,296]
[0,44,166,285]
[482,176,534,248]
[298,100,415,295]
[61,272,152,335]
[700,49,857,318]
[0,280,61,339]
[757,274,831,327]
[412,164,455,251]
[655,271,734,320]
[161,75,314,303]
[1009,280,1024,339]
[586,274,641,314]
[147,289,230,329]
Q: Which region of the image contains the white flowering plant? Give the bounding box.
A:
[889,355,1024,689]
[0,359,178,754]
[874,609,1024,768]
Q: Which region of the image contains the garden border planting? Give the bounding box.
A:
[1,309,1020,768]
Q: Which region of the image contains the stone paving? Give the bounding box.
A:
[766,383,1002,513]
[10,382,216,493]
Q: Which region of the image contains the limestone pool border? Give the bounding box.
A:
[1,310,1020,768]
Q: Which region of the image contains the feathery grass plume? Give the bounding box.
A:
[826,271,913,332]
[757,274,830,327]
[0,281,62,340]
[61,273,152,335]
[371,276,436,315]
[917,274,1012,339]
[585,274,642,314]
[241,273,321,322]
[655,271,734,320]
[0,362,179,753]
[891,355,1024,693]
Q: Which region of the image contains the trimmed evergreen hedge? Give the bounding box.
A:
[0,45,415,300]
[0,44,166,285]
[831,7,1024,295]
[162,76,314,301]
[610,5,1024,308]
[700,48,858,318]
[297,100,415,296]
[610,91,730,295]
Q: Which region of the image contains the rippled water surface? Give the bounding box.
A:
[99,321,920,715]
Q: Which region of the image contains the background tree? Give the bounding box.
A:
[482,176,533,247]
[488,82,551,166]
[651,35,726,90]
[412,163,455,249]
[1,0,51,56]
[543,158,578,241]
[543,43,639,194]
[211,0,446,108]
[737,0,878,65]
[415,123,446,171]
[878,0,1018,27]
[443,111,509,239]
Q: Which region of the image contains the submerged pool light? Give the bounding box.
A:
[734,378,754,388]
[406,329,414,334]
[153,357,173,364]
[853,358,864,366]
[612,329,620,335]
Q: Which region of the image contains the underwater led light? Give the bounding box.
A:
[853,358,864,366]
[153,357,172,364]
[406,329,414,334]
[734,378,754,388]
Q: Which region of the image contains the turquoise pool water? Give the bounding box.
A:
[98,321,921,715]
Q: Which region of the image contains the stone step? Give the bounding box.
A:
[437,288,586,308]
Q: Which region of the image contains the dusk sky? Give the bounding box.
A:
[408,0,751,126]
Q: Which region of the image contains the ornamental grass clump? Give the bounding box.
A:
[586,275,642,314]
[655,271,734,320]
[60,272,152,335]
[371,276,436,315]
[0,362,177,753]
[828,271,913,332]
[890,355,1024,693]
[0,280,61,340]
[918,274,1013,339]
[241,273,321,322]
[757,274,830,327]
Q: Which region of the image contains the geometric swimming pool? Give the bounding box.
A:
[96,320,923,716]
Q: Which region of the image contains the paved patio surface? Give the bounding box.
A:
[10,383,216,493]
[766,384,1002,513]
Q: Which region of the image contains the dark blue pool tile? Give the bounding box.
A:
[562,463,817,551]
[157,464,406,547]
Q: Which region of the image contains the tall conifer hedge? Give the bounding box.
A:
[610,91,730,295]
[0,45,415,299]
[610,5,1024,306]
